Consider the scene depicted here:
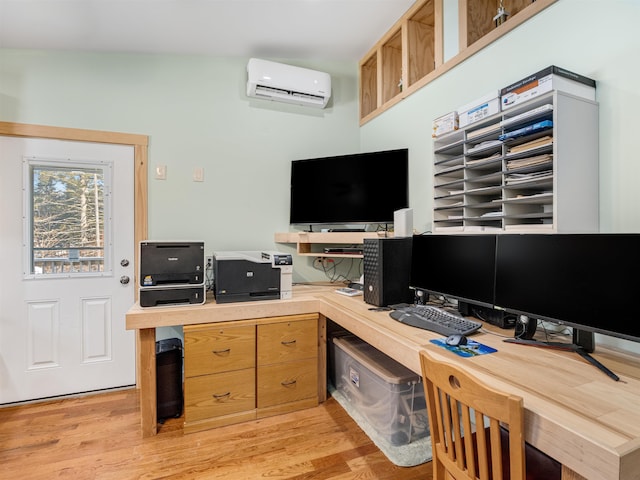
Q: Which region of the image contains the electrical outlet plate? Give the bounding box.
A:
[205,255,213,269]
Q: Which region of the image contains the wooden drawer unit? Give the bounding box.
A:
[256,314,319,418]
[257,316,318,365]
[257,358,318,409]
[183,314,320,432]
[184,368,256,424]
[184,323,255,377]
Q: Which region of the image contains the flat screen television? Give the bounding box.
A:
[494,234,640,343]
[410,234,497,309]
[289,148,409,227]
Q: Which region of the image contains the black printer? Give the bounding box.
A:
[213,251,293,304]
[139,241,205,307]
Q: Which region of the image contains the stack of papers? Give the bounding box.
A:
[499,120,553,141]
[468,139,503,154]
[506,154,553,171]
[467,123,501,140]
[505,170,553,185]
[507,136,553,156]
[467,152,502,166]
[500,104,554,128]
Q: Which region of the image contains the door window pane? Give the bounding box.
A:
[26,161,110,276]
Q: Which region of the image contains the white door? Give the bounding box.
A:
[0,136,135,404]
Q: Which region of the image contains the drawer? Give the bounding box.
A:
[257,358,318,408]
[257,318,317,366]
[184,368,255,423]
[184,324,255,377]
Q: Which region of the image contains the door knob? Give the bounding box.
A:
[120,259,130,267]
[120,275,130,285]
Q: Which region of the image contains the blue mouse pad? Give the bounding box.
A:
[430,338,497,357]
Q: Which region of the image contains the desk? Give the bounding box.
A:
[126,284,640,480]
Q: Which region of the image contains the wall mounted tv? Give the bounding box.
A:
[289,148,409,227]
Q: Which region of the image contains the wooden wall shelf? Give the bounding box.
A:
[275,231,394,258]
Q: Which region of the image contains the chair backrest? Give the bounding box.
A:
[420,348,526,480]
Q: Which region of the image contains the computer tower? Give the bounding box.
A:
[363,237,413,307]
[156,338,183,421]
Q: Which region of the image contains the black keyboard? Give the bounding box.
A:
[389,304,482,336]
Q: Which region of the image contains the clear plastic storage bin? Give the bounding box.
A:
[331,335,429,445]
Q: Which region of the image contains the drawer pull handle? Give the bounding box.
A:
[212,392,231,400]
[212,348,231,355]
[281,379,297,387]
[281,339,297,346]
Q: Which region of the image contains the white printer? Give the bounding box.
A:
[213,251,293,304]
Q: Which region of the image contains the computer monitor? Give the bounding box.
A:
[289,148,409,227]
[410,234,497,309]
[494,234,640,343]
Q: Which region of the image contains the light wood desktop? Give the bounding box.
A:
[125,284,640,480]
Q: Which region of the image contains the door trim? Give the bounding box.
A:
[0,121,148,389]
[0,121,148,293]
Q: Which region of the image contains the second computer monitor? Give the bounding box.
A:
[410,234,497,308]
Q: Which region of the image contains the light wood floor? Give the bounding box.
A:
[0,388,433,479]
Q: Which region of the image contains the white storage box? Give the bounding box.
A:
[457,91,500,127]
[331,335,429,445]
[432,111,459,137]
[501,65,596,110]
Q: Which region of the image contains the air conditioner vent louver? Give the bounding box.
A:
[247,58,331,109]
[254,85,326,106]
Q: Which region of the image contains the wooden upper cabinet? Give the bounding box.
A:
[359,55,378,120]
[359,0,558,124]
[461,0,539,48]
[381,30,403,104]
[359,0,438,123]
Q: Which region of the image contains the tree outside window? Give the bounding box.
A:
[30,165,105,274]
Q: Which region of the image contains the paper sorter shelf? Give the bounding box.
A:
[496,192,553,205]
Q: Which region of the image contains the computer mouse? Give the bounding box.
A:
[445,334,467,347]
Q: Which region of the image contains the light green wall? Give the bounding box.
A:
[2,0,639,349]
[361,0,640,236]
[0,53,361,283]
[360,0,640,351]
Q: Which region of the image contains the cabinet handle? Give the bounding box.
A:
[212,392,231,400]
[281,379,297,387]
[281,339,297,346]
[212,348,231,355]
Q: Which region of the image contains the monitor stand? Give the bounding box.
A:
[504,337,619,381]
[573,328,595,353]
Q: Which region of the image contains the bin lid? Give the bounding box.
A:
[332,335,420,385]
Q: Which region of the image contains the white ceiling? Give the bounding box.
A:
[0,0,416,61]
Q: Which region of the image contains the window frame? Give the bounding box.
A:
[22,156,114,280]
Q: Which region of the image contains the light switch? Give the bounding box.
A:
[155,165,167,180]
[193,167,204,182]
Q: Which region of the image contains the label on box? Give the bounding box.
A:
[501,65,596,109]
[460,99,499,127]
[433,111,458,138]
[349,367,360,388]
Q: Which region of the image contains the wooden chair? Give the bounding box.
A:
[419,348,560,480]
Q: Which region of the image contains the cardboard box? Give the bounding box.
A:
[501,65,596,110]
[457,91,500,127]
[432,111,459,138]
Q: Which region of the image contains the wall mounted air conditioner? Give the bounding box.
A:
[246,58,331,109]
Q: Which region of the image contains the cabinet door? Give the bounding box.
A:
[257,317,317,365]
[184,324,255,377]
[184,368,255,423]
[257,358,318,408]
